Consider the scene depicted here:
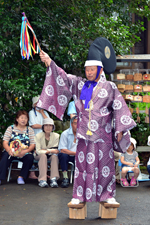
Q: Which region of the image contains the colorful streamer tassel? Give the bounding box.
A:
[20,13,40,60]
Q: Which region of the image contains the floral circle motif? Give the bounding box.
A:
[100,74,106,83]
[112,100,122,110]
[120,115,132,125]
[73,94,77,102]
[46,68,52,77]
[77,186,83,196]
[107,184,112,192]
[112,175,116,183]
[48,105,56,115]
[115,131,120,139]
[95,167,98,179]
[85,139,88,146]
[38,99,42,107]
[102,166,110,178]
[110,82,117,89]
[98,89,108,98]
[100,106,109,116]
[88,120,99,132]
[78,151,84,163]
[93,183,96,195]
[109,148,114,159]
[79,112,82,121]
[105,123,111,133]
[113,190,116,197]
[86,152,95,164]
[78,81,84,90]
[56,75,65,86]
[57,95,67,106]
[86,188,92,200]
[114,141,118,149]
[69,85,72,92]
[92,173,94,180]
[83,170,87,181]
[97,185,103,196]
[74,167,79,178]
[105,46,111,59]
[45,85,54,96]
[99,150,103,161]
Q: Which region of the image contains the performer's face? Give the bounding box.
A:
[85,66,97,81]
[85,66,103,82]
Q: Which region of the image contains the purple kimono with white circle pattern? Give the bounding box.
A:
[37,60,136,202]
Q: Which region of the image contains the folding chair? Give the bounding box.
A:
[68,161,75,184]
[118,159,139,187]
[7,159,22,182]
[7,159,51,182]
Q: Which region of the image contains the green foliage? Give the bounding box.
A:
[55,130,63,135]
[131,113,150,146]
[0,0,150,137]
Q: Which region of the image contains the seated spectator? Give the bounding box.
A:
[34,118,60,188]
[29,96,50,135]
[28,95,50,179]
[0,110,35,185]
[121,138,140,186]
[58,116,77,188]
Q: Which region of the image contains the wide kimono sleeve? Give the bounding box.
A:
[37,60,86,120]
[111,83,136,153]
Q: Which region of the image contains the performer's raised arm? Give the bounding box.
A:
[38,51,86,120]
[39,50,51,67]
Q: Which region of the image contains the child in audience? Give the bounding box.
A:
[121,138,140,186]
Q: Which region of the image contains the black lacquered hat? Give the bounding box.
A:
[84,37,116,74]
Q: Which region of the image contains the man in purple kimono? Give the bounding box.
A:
[38,37,136,205]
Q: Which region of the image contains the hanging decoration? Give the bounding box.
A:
[20,12,41,60]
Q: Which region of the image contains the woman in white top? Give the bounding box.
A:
[34,118,60,188]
